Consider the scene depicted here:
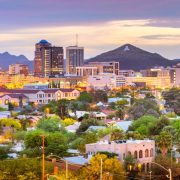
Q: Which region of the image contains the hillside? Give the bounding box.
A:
[87,44,178,70]
[0,52,33,71]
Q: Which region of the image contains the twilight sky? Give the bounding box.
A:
[0,0,180,59]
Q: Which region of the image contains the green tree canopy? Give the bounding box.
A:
[36,116,61,132]
[128,115,158,136]
[128,99,160,119]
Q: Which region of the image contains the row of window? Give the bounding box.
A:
[125,148,154,159]
[88,148,154,159]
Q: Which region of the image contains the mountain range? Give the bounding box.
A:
[0,44,179,71]
[87,44,179,70]
[0,52,33,71]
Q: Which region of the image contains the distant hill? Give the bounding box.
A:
[0,52,33,71]
[87,44,178,70]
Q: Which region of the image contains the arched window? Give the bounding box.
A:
[145,149,149,157]
[128,151,131,156]
[134,151,138,159]
[150,148,153,157]
[139,150,143,158]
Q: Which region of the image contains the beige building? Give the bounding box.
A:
[125,76,171,89]
[75,66,98,76]
[0,88,80,105]
[86,139,155,172]
[88,61,119,75]
[87,74,126,90]
[9,64,29,76]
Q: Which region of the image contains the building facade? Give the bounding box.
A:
[0,88,80,106]
[9,64,29,76]
[88,61,119,75]
[42,46,64,77]
[66,46,84,74]
[87,74,126,90]
[86,139,155,172]
[34,40,52,77]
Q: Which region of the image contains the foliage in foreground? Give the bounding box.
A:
[0,158,53,180]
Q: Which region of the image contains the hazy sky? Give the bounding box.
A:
[0,0,180,60]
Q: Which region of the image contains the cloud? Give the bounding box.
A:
[141,34,180,40]
[147,18,180,28]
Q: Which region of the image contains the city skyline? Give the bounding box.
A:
[0,0,180,59]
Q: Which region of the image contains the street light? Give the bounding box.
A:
[151,162,172,180]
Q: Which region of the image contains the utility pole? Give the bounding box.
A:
[42,135,45,180]
[169,169,172,180]
[100,158,103,180]
[66,160,68,179]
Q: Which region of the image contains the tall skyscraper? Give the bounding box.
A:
[34,40,51,77]
[43,47,64,77]
[34,40,64,77]
[66,46,84,74]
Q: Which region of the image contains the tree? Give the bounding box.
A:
[46,132,68,156]
[71,132,98,153]
[90,90,108,103]
[78,92,92,103]
[62,118,76,127]
[128,115,158,136]
[55,99,69,119]
[149,116,170,136]
[76,118,104,134]
[115,100,129,120]
[80,154,125,180]
[0,118,21,129]
[0,158,53,179]
[128,99,160,119]
[162,88,180,115]
[0,146,11,160]
[156,131,172,156]
[152,154,180,178]
[36,116,60,132]
[123,155,140,178]
[24,129,47,149]
[110,129,125,141]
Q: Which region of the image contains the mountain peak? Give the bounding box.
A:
[87,44,176,70]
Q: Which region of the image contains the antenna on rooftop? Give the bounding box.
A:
[76,34,78,46]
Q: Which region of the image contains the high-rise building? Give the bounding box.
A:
[42,47,64,77]
[9,64,29,76]
[66,46,84,74]
[34,40,51,77]
[34,40,64,77]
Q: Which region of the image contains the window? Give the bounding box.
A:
[128,151,131,156]
[145,149,149,157]
[139,150,143,158]
[134,151,138,159]
[150,148,153,157]
[48,94,51,97]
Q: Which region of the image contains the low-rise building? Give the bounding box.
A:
[87,74,126,90]
[0,88,80,106]
[86,139,155,172]
[9,64,29,76]
[0,94,28,108]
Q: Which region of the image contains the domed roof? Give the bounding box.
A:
[39,40,49,44]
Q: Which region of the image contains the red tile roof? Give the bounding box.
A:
[0,93,28,99]
[0,88,76,94]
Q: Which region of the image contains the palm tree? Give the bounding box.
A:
[156,131,172,156]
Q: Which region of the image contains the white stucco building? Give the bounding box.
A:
[86,139,155,171]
